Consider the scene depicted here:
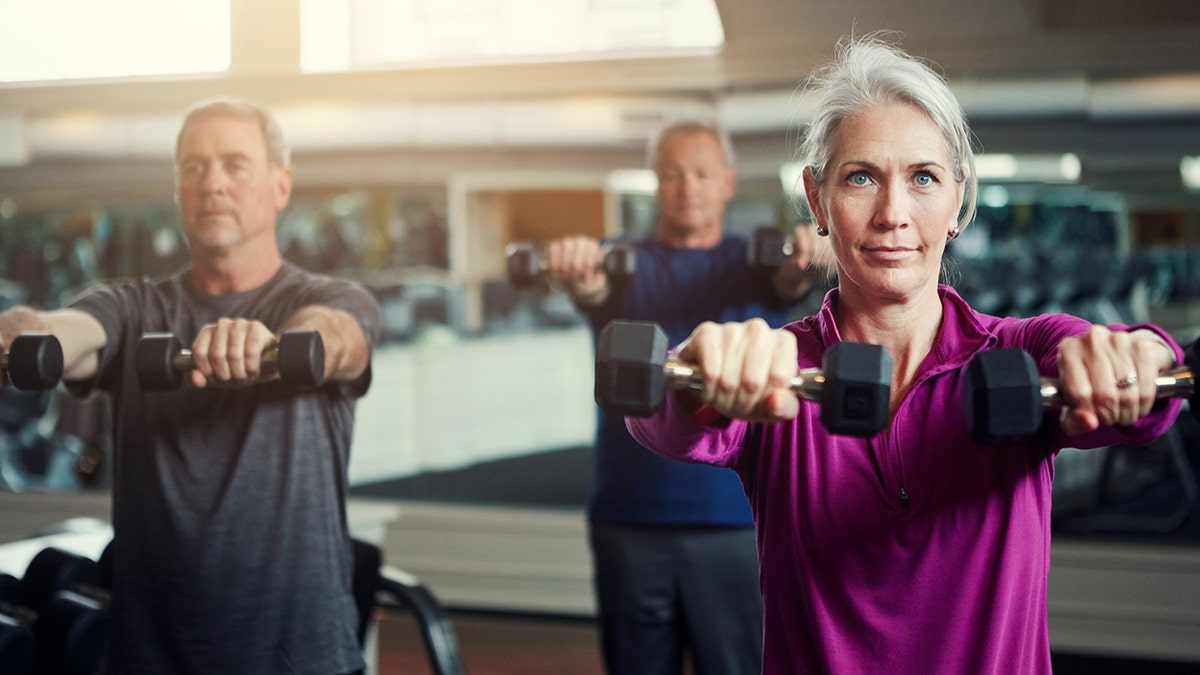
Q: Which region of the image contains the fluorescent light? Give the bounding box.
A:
[975,153,1080,183]
[779,162,804,198]
[1182,156,1200,190]
[975,154,1019,179]
[980,185,1010,208]
[607,169,657,194]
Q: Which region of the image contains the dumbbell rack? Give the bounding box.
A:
[0,521,465,675]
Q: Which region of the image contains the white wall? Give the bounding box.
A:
[349,327,597,484]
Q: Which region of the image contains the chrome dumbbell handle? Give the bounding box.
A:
[1038,365,1195,409]
[663,355,827,402]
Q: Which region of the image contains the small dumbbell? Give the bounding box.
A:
[135,330,326,392]
[0,609,34,675]
[0,334,63,390]
[0,559,109,675]
[0,570,34,675]
[19,548,110,614]
[595,320,893,436]
[505,242,637,289]
[748,227,797,270]
[962,343,1198,445]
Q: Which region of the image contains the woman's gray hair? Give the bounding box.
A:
[798,33,977,230]
[175,96,291,169]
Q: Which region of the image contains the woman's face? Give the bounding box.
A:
[804,101,964,304]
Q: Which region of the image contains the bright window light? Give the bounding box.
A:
[779,162,805,199]
[607,168,657,195]
[0,0,230,83]
[975,153,1080,183]
[301,0,724,73]
[1182,156,1200,191]
[980,185,1010,208]
[975,154,1020,180]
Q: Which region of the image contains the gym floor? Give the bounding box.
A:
[378,611,603,674]
[375,609,1200,675]
[359,443,1200,675]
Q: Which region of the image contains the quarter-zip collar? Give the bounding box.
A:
[807,284,998,511]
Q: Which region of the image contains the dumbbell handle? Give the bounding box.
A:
[529,245,626,271]
[1038,364,1194,409]
[171,344,288,373]
[664,355,827,402]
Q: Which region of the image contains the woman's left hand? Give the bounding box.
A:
[1056,326,1176,435]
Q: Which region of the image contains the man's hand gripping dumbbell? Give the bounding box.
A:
[506,238,636,291]
[596,319,893,436]
[135,319,325,392]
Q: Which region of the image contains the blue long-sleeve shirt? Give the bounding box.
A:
[583,235,797,526]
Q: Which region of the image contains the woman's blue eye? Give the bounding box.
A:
[848,172,870,186]
[915,172,934,186]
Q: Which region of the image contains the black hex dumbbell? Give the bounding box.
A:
[135,330,326,392]
[962,341,1198,445]
[1,334,63,390]
[748,226,795,270]
[595,320,893,437]
[0,626,33,675]
[19,548,110,615]
[0,599,34,675]
[505,242,637,289]
[0,549,110,675]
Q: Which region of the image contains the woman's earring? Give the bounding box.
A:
[947,227,960,241]
[816,225,829,236]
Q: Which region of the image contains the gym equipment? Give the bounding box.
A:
[353,538,465,675]
[135,330,326,392]
[0,334,63,391]
[962,342,1198,445]
[18,548,108,613]
[595,320,893,436]
[505,242,637,289]
[0,609,33,675]
[0,551,110,675]
[748,226,796,269]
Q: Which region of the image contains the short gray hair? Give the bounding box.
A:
[648,119,737,169]
[798,34,977,230]
[176,96,291,169]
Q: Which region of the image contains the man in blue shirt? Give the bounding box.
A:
[543,120,826,675]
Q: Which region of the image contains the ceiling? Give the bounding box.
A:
[0,0,1198,207]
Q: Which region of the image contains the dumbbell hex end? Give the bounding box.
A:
[819,341,892,437]
[505,243,542,289]
[135,333,185,392]
[962,348,1044,445]
[596,321,668,417]
[5,333,64,390]
[277,330,325,388]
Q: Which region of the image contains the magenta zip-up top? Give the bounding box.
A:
[626,284,1183,675]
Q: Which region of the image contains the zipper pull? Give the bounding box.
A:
[899,486,910,509]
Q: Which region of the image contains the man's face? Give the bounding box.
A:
[654,129,737,236]
[174,113,291,255]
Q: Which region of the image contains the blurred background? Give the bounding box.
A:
[1,1,1199,671]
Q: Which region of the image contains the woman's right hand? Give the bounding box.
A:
[676,318,800,423]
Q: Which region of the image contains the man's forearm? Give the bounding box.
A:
[0,307,107,382]
[280,305,371,383]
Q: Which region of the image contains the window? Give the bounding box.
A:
[0,0,230,83]
[301,0,724,73]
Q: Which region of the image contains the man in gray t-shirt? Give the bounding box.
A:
[0,97,380,674]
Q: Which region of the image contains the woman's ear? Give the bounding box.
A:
[802,167,826,233]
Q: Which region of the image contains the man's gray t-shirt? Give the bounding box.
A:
[69,263,381,675]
